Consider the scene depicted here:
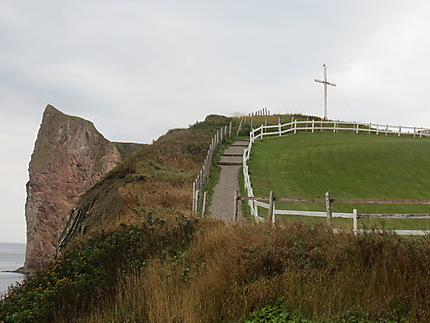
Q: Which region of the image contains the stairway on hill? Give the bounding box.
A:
[208,140,249,221]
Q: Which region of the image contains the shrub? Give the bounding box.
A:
[0,215,200,323]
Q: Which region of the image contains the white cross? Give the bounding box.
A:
[314,64,336,120]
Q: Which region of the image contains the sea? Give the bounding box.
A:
[0,242,26,296]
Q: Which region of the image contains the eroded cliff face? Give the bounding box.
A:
[23,105,122,272]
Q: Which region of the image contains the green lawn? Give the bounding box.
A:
[247,132,430,229]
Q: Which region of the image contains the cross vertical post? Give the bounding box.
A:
[315,64,336,120]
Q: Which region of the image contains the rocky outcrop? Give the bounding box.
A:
[23,105,122,272]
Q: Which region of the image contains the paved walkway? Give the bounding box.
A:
[208,140,249,222]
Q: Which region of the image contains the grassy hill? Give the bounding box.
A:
[3,115,430,322]
[247,132,430,229]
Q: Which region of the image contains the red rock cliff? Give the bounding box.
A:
[23,105,121,272]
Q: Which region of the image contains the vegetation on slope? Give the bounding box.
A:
[3,219,430,322]
[4,114,430,322]
[57,114,238,251]
[0,215,200,322]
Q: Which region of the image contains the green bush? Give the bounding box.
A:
[0,215,199,323]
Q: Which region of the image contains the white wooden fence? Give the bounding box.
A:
[192,122,233,215]
[249,119,430,142]
[242,119,430,235]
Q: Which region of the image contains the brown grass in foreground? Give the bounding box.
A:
[64,219,430,323]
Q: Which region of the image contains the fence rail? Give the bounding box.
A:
[192,122,234,215]
[235,191,430,235]
[250,119,430,141]
[242,119,430,234]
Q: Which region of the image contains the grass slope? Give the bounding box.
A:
[4,116,430,322]
[247,132,430,229]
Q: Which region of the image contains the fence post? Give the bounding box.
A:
[353,209,358,234]
[236,119,241,136]
[234,190,239,222]
[268,191,275,224]
[385,124,388,136]
[194,187,199,215]
[294,119,297,134]
[312,119,315,133]
[229,122,232,138]
[420,127,423,138]
[278,119,282,137]
[192,182,196,213]
[202,191,207,217]
[398,125,401,137]
[333,121,337,133]
[376,123,379,135]
[356,122,359,134]
[368,123,371,134]
[200,169,204,188]
[325,191,332,227]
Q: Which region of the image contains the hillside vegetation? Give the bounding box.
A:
[2,114,430,322]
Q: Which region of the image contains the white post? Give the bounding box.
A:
[413,127,416,138]
[368,123,371,134]
[268,191,275,224]
[386,124,388,136]
[253,197,259,219]
[356,122,359,134]
[312,119,315,133]
[353,209,358,234]
[278,119,282,137]
[333,121,337,133]
[398,125,401,137]
[376,123,379,135]
[192,182,196,213]
[294,119,297,134]
[420,127,423,138]
[202,191,207,217]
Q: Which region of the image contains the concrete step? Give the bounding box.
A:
[223,153,243,156]
[230,140,249,147]
[218,160,242,166]
[218,155,242,165]
[230,143,249,147]
[224,146,246,155]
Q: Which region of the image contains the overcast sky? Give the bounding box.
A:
[1,0,430,243]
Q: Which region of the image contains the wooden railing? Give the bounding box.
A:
[234,191,430,235]
[250,119,430,141]
[192,122,233,215]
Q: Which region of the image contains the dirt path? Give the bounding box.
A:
[208,140,249,222]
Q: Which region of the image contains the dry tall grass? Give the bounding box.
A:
[67,219,430,323]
